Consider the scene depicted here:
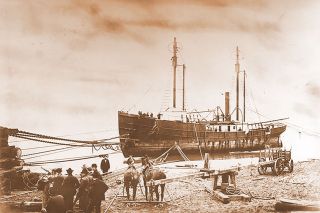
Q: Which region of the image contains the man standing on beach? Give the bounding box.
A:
[91,163,103,180]
[100,154,110,174]
[87,174,109,213]
[51,168,64,196]
[61,168,80,212]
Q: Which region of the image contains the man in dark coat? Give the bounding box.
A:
[91,163,102,180]
[100,155,110,174]
[51,168,64,196]
[45,194,66,213]
[74,168,93,212]
[61,168,80,211]
[87,177,109,213]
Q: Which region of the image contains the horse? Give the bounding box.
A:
[142,158,166,201]
[123,166,140,200]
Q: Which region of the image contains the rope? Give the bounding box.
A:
[152,144,176,163]
[176,145,190,161]
[22,147,77,160]
[9,128,118,143]
[25,151,120,166]
[22,144,63,150]
[13,135,92,147]
[22,146,74,157]
[12,130,127,146]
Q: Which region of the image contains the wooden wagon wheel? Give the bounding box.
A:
[258,157,267,175]
[273,158,285,176]
[288,159,294,173]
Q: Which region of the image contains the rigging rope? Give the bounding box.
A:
[25,151,121,166]
[23,147,77,160]
[22,146,75,157]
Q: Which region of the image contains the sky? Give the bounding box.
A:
[1,0,320,159]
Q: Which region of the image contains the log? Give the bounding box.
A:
[122,201,167,204]
[0,166,23,177]
[275,198,320,211]
[21,201,43,212]
[0,146,20,158]
[0,158,24,169]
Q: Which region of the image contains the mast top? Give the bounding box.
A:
[236,46,239,65]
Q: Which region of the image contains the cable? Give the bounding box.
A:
[9,128,117,143]
[25,151,121,166]
[23,147,77,160]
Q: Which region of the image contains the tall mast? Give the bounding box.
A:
[235,46,240,121]
[172,37,178,108]
[243,70,246,122]
[182,64,186,111]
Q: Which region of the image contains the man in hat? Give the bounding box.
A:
[100,154,110,174]
[61,168,80,211]
[91,163,102,180]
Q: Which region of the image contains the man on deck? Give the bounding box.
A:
[100,154,110,174]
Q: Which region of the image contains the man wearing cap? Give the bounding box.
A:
[100,154,110,174]
[61,168,80,212]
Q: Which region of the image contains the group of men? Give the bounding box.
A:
[38,155,111,213]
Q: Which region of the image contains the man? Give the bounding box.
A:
[75,168,93,212]
[51,168,64,196]
[91,163,102,180]
[37,176,50,211]
[87,174,109,213]
[100,154,110,174]
[45,194,66,213]
[61,168,80,212]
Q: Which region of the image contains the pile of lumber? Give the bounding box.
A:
[0,127,23,195]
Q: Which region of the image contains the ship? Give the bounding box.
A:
[118,38,287,158]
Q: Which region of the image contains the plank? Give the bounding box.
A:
[146,172,205,186]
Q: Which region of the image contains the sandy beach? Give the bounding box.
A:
[1,159,319,212]
[103,159,320,212]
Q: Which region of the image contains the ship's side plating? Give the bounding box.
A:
[118,111,286,157]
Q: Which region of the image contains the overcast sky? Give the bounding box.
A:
[1,0,320,142]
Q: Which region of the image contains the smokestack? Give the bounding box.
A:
[225,92,230,121]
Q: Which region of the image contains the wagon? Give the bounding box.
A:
[257,148,293,176]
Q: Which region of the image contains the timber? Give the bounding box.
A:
[275,198,320,211]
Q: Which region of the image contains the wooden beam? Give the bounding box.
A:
[121,201,168,204]
[146,172,205,186]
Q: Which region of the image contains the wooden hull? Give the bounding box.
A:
[118,111,286,157]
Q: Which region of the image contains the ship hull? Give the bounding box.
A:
[118,111,286,157]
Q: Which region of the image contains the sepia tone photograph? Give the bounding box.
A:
[1,0,320,212]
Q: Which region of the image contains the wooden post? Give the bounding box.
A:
[0,127,9,147]
[203,153,209,170]
[230,173,236,188]
[213,175,218,190]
